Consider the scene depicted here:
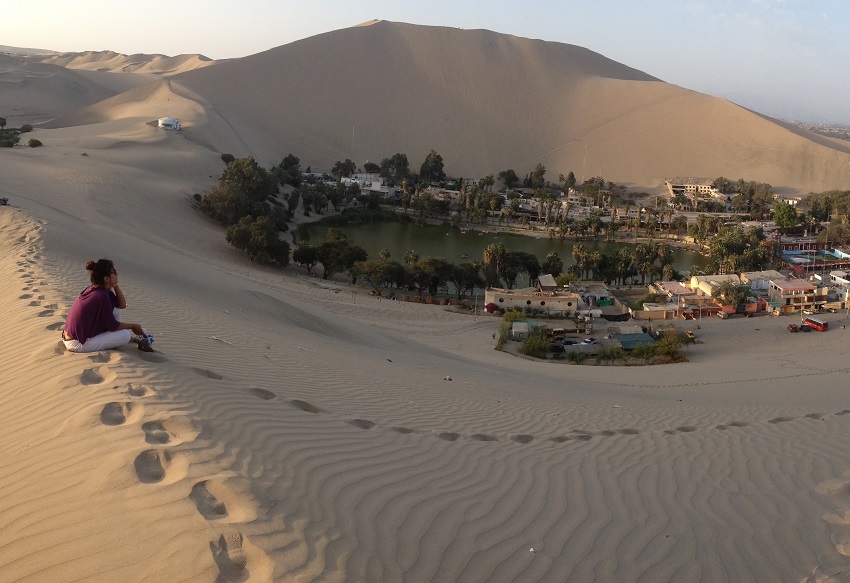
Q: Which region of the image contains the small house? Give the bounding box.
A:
[157,117,181,130]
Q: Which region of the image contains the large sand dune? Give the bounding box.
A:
[4,20,850,582]
[47,20,850,194]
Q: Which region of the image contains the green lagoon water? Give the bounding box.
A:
[296,221,709,274]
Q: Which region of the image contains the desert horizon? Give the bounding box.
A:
[3,20,850,583]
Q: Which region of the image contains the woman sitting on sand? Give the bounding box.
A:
[62,259,153,353]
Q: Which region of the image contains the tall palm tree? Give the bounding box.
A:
[482,243,506,288]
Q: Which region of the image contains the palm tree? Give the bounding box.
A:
[404,250,420,266]
[378,248,391,261]
[482,243,506,288]
[572,243,586,279]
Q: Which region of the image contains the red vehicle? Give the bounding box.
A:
[804,317,829,331]
[787,324,799,333]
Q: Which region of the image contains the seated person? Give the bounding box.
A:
[62,259,152,352]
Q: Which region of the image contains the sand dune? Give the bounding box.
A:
[44,20,850,194]
[39,50,216,75]
[5,20,850,582]
[5,127,850,580]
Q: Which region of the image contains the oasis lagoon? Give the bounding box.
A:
[296,221,710,275]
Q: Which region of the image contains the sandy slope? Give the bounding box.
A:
[43,20,850,195]
[4,117,850,582]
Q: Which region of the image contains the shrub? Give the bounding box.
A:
[566,351,587,364]
[596,345,626,362]
[630,343,657,361]
[221,153,235,164]
[0,136,19,148]
[27,139,43,148]
[518,329,549,358]
[20,124,33,133]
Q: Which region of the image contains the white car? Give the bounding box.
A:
[581,338,598,345]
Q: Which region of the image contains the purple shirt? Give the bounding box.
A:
[64,286,120,343]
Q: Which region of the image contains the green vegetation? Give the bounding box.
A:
[225,216,290,266]
[518,328,549,358]
[198,156,292,266]
[27,139,42,148]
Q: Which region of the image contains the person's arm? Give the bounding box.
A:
[112,284,128,309]
[117,321,145,336]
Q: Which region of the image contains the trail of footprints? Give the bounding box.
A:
[94,372,262,581]
[245,385,850,446]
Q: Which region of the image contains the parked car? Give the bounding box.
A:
[549,343,565,353]
[686,330,695,339]
[800,324,812,332]
[717,311,729,319]
[828,308,837,313]
[581,338,598,345]
[562,340,576,345]
[787,324,799,333]
[803,309,814,315]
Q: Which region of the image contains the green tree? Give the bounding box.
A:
[450,262,485,299]
[363,161,381,174]
[221,156,277,203]
[419,149,446,183]
[351,259,405,295]
[0,117,5,130]
[332,159,357,179]
[530,163,546,189]
[773,201,799,233]
[275,154,301,186]
[542,251,564,277]
[225,216,290,266]
[315,238,368,280]
[498,169,519,188]
[482,243,506,287]
[379,153,410,183]
[292,244,318,274]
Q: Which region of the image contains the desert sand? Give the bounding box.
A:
[3,24,850,583]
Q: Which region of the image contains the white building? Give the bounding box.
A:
[157,117,181,130]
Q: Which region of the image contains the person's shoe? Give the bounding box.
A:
[137,337,154,352]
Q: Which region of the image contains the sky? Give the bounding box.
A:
[6,0,848,124]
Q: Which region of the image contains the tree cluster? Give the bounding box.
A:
[199,156,291,266]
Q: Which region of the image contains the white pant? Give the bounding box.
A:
[64,309,132,353]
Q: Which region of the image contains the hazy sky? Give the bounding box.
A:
[7,0,848,124]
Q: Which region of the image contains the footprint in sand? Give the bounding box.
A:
[677,426,698,433]
[350,419,376,430]
[550,436,573,443]
[126,383,153,397]
[211,533,249,581]
[89,352,120,364]
[100,402,142,426]
[769,416,796,424]
[438,432,460,441]
[393,427,415,434]
[512,434,534,444]
[599,430,618,437]
[290,399,322,414]
[471,433,498,442]
[836,410,850,416]
[807,413,825,420]
[142,417,199,446]
[190,478,257,523]
[191,481,229,519]
[37,310,55,318]
[19,293,32,299]
[80,368,105,385]
[620,428,640,435]
[45,321,64,331]
[134,449,185,484]
[191,367,223,380]
[248,388,276,400]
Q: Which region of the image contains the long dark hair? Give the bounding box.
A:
[86,259,114,287]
